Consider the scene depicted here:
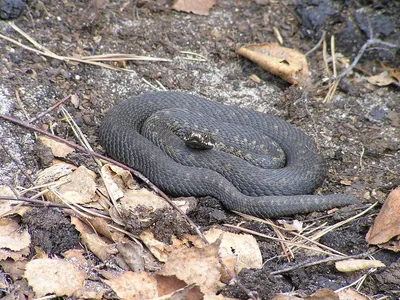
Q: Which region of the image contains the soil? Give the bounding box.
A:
[0,0,399,299]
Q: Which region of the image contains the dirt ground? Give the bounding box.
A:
[0,0,399,299]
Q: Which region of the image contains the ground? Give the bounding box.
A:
[0,0,399,299]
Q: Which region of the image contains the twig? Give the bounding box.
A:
[0,144,35,185]
[309,202,378,242]
[29,95,72,123]
[0,195,73,209]
[0,114,206,243]
[234,212,347,257]
[269,251,375,276]
[0,24,171,72]
[305,31,326,57]
[335,39,400,80]
[224,224,343,257]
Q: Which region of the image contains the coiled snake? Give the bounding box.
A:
[99,92,356,218]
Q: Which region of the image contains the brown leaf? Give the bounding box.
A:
[116,241,145,272]
[337,288,369,300]
[24,258,86,297]
[237,43,309,86]
[47,166,97,204]
[366,189,400,245]
[71,216,118,262]
[104,271,158,299]
[172,0,216,16]
[366,71,396,86]
[201,228,262,281]
[335,259,385,272]
[155,275,203,299]
[305,288,338,300]
[0,185,29,217]
[0,218,31,251]
[159,239,221,294]
[39,136,75,158]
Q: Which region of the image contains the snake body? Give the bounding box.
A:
[99,92,357,218]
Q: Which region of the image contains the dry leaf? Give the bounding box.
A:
[0,185,29,217]
[0,218,31,251]
[305,288,338,300]
[89,217,124,242]
[120,188,169,212]
[47,166,97,204]
[140,230,187,262]
[0,218,31,261]
[278,219,303,232]
[366,71,397,86]
[159,239,222,295]
[172,0,216,16]
[337,287,369,300]
[24,258,85,297]
[102,163,173,217]
[35,163,75,185]
[0,259,27,280]
[237,43,309,86]
[366,189,400,245]
[389,68,400,82]
[271,294,303,300]
[155,275,203,299]
[116,241,145,272]
[71,94,80,108]
[39,136,75,157]
[201,228,262,281]
[254,0,270,4]
[335,259,385,272]
[104,271,158,299]
[71,216,118,262]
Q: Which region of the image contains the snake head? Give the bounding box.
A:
[183,130,215,150]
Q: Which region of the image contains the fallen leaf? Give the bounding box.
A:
[24,258,85,297]
[366,189,400,245]
[340,179,352,186]
[0,259,27,280]
[155,275,203,299]
[0,185,29,216]
[389,68,400,82]
[34,163,75,186]
[278,219,303,232]
[104,271,158,299]
[140,230,187,262]
[172,0,216,16]
[272,294,303,300]
[159,238,222,295]
[116,241,145,272]
[366,71,397,86]
[237,43,309,86]
[71,216,118,262]
[254,0,270,4]
[201,228,262,281]
[337,287,369,300]
[39,136,75,157]
[335,259,385,272]
[0,218,31,251]
[47,166,97,204]
[305,288,338,300]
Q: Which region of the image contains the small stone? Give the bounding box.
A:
[0,0,26,20]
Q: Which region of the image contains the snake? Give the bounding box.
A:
[99,91,357,218]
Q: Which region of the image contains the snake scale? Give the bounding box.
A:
[99,92,357,218]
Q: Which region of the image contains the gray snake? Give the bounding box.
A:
[99,92,357,218]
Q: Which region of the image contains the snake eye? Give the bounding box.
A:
[183,130,215,150]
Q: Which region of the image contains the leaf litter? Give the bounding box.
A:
[0,0,399,299]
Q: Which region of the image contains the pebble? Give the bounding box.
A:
[0,0,25,20]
